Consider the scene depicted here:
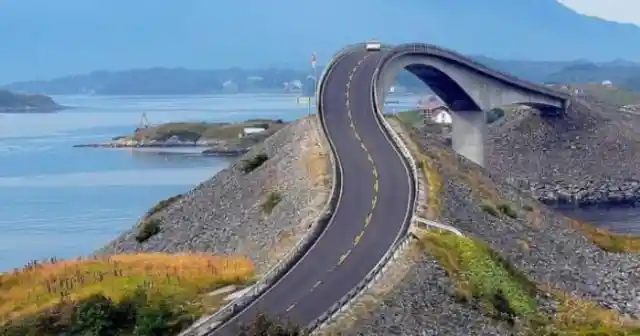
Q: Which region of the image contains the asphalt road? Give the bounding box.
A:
[211,49,413,334]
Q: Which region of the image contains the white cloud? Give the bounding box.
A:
[558,0,640,25]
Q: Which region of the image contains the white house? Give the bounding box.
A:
[239,127,266,138]
[602,80,613,87]
[433,108,452,124]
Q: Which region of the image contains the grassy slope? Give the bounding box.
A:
[129,119,286,142]
[0,253,254,324]
[390,114,640,335]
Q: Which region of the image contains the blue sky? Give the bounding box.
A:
[559,0,640,25]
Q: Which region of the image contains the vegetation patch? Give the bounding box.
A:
[241,153,269,174]
[135,218,162,243]
[496,202,519,219]
[480,200,500,217]
[417,229,640,335]
[144,194,183,219]
[570,219,640,253]
[0,253,254,335]
[417,229,537,323]
[261,191,282,214]
[130,119,286,142]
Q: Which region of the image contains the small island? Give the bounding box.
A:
[0,89,65,113]
[75,118,288,156]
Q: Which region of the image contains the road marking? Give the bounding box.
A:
[312,280,322,289]
[364,213,372,227]
[373,167,378,178]
[372,194,377,207]
[367,153,373,162]
[286,303,296,312]
[374,179,379,192]
[360,142,367,151]
[354,132,361,141]
[353,231,364,245]
[338,250,351,265]
[350,120,355,129]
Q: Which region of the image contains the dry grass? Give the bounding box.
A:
[301,123,330,188]
[0,253,254,322]
[570,219,640,253]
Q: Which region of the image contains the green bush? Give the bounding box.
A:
[497,202,519,219]
[240,314,309,336]
[241,153,269,173]
[261,191,282,214]
[480,201,499,217]
[0,289,194,336]
[136,218,162,243]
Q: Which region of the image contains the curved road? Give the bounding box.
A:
[212,49,413,334]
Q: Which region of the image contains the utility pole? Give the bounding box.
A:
[309,53,317,117]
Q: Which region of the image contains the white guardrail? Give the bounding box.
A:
[178,46,347,336]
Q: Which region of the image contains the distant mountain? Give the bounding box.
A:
[1,0,640,83]
[7,57,640,96]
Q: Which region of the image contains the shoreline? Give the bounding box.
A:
[528,180,640,208]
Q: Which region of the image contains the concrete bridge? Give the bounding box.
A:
[374,43,570,166]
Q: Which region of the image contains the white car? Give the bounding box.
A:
[365,40,381,51]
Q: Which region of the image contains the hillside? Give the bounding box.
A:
[0,90,63,112]
[98,117,331,276]
[336,118,640,335]
[2,0,640,83]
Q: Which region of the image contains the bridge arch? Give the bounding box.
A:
[373,43,570,166]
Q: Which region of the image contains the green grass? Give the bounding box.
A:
[261,191,282,214]
[131,120,286,142]
[136,218,162,243]
[580,84,640,106]
[418,229,640,335]
[394,109,423,126]
[241,153,269,174]
[418,230,537,322]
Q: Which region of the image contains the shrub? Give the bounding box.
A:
[497,202,519,219]
[145,194,183,218]
[135,218,162,243]
[523,204,534,212]
[240,314,309,336]
[261,191,282,214]
[241,153,269,173]
[480,201,499,217]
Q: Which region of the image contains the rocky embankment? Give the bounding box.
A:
[97,117,331,275]
[346,120,640,335]
[486,97,640,207]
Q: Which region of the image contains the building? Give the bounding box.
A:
[239,127,266,138]
[433,107,452,124]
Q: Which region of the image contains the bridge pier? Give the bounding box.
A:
[451,110,486,167]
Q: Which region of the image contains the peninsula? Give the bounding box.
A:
[74,118,288,156]
[0,89,64,113]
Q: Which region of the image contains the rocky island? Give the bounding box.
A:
[75,118,288,156]
[0,89,65,113]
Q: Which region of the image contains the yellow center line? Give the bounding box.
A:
[353,231,364,245]
[338,250,351,265]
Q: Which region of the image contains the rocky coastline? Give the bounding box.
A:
[408,98,640,208]
[97,117,331,275]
